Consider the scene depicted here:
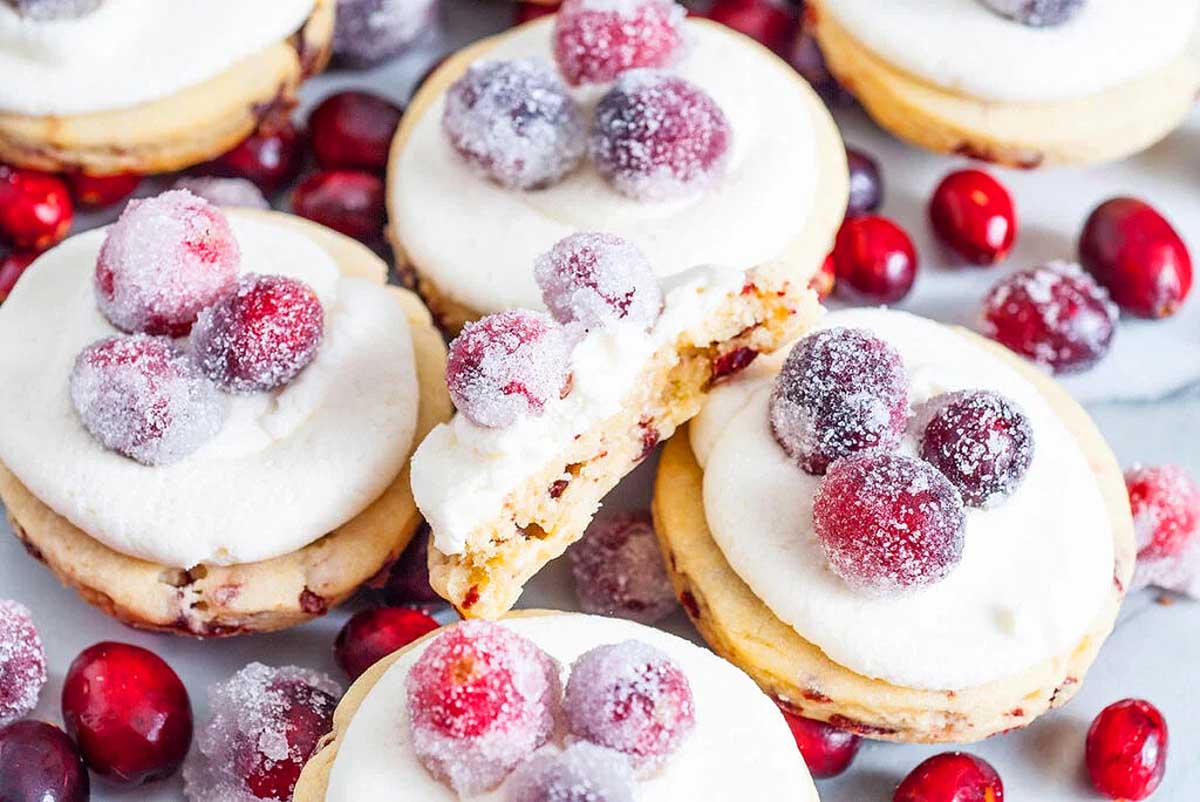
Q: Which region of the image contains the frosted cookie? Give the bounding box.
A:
[0,0,333,175]
[294,612,820,801]
[0,195,451,635]
[388,0,847,331]
[808,0,1200,166]
[410,232,817,619]
[654,309,1134,742]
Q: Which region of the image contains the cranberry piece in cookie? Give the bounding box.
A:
[778,708,861,779]
[979,0,1084,27]
[832,215,918,304]
[0,600,47,727]
[1086,699,1168,801]
[334,607,440,681]
[506,742,636,802]
[0,166,73,252]
[535,232,663,330]
[894,752,1004,802]
[553,0,687,86]
[929,169,1017,265]
[1127,464,1200,561]
[0,721,89,802]
[569,510,678,625]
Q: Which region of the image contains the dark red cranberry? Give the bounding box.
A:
[778,708,861,779]
[308,91,404,173]
[704,0,798,56]
[61,641,193,785]
[1086,699,1168,801]
[810,252,835,300]
[207,121,305,194]
[845,147,883,216]
[929,169,1017,265]
[515,0,558,24]
[790,29,847,104]
[0,250,37,303]
[1079,197,1192,319]
[894,752,1004,802]
[832,215,918,304]
[65,172,141,208]
[290,170,385,242]
[0,720,89,802]
[334,607,440,681]
[379,528,442,606]
[0,166,73,251]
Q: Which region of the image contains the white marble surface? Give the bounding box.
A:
[1,1,1197,799]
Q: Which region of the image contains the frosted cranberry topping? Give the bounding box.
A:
[2,0,100,20]
[589,70,731,201]
[1127,465,1200,561]
[535,232,663,330]
[1086,699,1168,801]
[406,621,560,794]
[569,510,678,625]
[69,334,225,465]
[979,0,1083,27]
[190,274,325,393]
[769,327,908,475]
[894,752,1004,802]
[920,390,1034,508]
[0,600,46,727]
[94,190,239,337]
[813,453,966,596]
[553,0,687,86]
[563,641,695,771]
[506,742,636,802]
[443,59,586,190]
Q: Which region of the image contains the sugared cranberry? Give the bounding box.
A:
[0,721,89,802]
[70,334,225,465]
[0,250,37,303]
[846,147,883,217]
[590,71,731,201]
[62,641,193,785]
[0,166,73,251]
[207,121,305,194]
[564,641,695,770]
[406,621,559,794]
[515,0,558,24]
[705,0,797,56]
[172,176,270,210]
[309,91,404,173]
[1127,465,1200,561]
[378,528,442,606]
[981,260,1117,373]
[553,0,687,86]
[334,607,440,681]
[810,252,835,300]
[832,215,918,304]
[290,170,386,242]
[506,742,635,802]
[1086,699,1168,801]
[929,169,1017,265]
[445,310,573,428]
[333,0,438,67]
[1079,197,1192,319]
[535,232,663,330]
[66,172,140,208]
[778,708,861,779]
[0,600,47,727]
[814,453,966,595]
[4,0,101,20]
[769,327,908,475]
[569,510,678,625]
[894,752,1004,802]
[920,390,1034,508]
[980,0,1083,27]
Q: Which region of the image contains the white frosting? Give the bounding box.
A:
[0,0,315,116]
[412,265,745,556]
[0,215,419,568]
[692,309,1113,690]
[392,18,818,315]
[325,614,818,802]
[823,0,1200,103]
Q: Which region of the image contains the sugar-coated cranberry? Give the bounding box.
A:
[0,721,89,802]
[769,327,909,475]
[62,641,193,785]
[333,0,438,67]
[65,172,140,208]
[979,0,1084,27]
[553,0,687,86]
[334,607,440,681]
[3,0,101,20]
[569,510,678,625]
[309,91,404,173]
[446,310,573,428]
[1079,197,1192,319]
[0,600,47,727]
[506,742,636,802]
[1086,699,1168,801]
[207,121,305,194]
[0,166,73,251]
[564,640,695,771]
[929,169,1017,265]
[920,390,1034,508]
[590,71,731,201]
[515,0,558,24]
[833,215,918,303]
[810,252,836,300]
[814,453,966,596]
[172,176,270,210]
[70,334,225,465]
[1126,465,1200,561]
[778,707,861,779]
[846,147,883,216]
[0,250,37,303]
[535,232,663,330]
[981,260,1117,374]
[378,527,443,606]
[406,621,560,794]
[894,752,1004,802]
[290,169,386,242]
[704,0,798,56]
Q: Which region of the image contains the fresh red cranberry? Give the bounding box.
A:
[553,0,686,85]
[0,721,89,802]
[290,169,385,242]
[308,91,404,173]
[238,675,338,799]
[814,453,966,595]
[810,252,835,300]
[378,528,442,606]
[894,752,1004,802]
[704,0,798,56]
[514,0,558,24]
[61,641,193,785]
[534,231,663,329]
[0,166,73,251]
[1079,197,1192,319]
[929,169,1017,266]
[1086,699,1168,801]
[207,121,305,194]
[981,260,1117,373]
[65,172,141,208]
[334,607,440,681]
[846,147,883,216]
[778,708,861,779]
[1126,465,1200,560]
[0,250,37,303]
[832,215,918,304]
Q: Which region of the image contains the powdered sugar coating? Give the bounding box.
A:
[2,0,101,20]
[69,334,226,465]
[589,70,732,201]
[506,742,636,802]
[769,327,909,475]
[333,0,438,67]
[172,177,270,210]
[552,0,687,86]
[443,59,586,190]
[0,600,46,727]
[569,510,678,625]
[406,621,561,795]
[978,0,1085,27]
[94,189,240,337]
[1126,464,1200,597]
[534,232,663,330]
